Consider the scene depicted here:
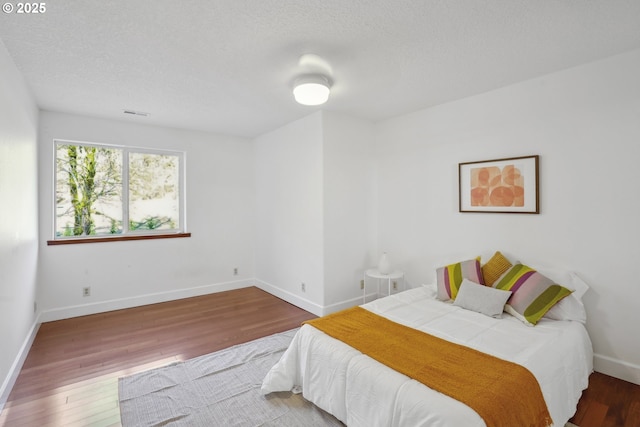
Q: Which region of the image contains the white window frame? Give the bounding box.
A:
[52,139,187,242]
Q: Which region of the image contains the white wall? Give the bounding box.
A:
[375,49,640,384]
[37,111,255,320]
[253,113,325,314]
[322,111,377,309]
[253,111,376,315]
[0,41,39,408]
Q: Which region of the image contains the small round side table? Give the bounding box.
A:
[363,269,405,304]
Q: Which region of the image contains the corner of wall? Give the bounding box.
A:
[254,279,325,317]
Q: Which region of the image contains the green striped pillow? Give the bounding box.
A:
[436,259,484,300]
[493,264,573,325]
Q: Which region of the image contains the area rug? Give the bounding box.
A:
[118,328,343,426]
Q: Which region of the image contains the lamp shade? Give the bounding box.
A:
[293,75,331,106]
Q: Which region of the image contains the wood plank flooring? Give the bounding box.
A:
[0,287,316,426]
[1,286,638,426]
[570,372,640,427]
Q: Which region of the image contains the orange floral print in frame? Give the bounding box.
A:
[459,155,539,213]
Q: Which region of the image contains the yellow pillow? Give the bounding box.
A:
[482,251,513,286]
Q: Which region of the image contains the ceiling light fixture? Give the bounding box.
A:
[293,74,331,106]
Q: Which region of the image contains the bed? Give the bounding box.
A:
[261,281,593,426]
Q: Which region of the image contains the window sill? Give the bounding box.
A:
[47,232,191,246]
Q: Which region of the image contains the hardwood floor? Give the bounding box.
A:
[1,286,638,426]
[0,287,316,426]
[570,372,640,427]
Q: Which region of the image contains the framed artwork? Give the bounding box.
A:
[459,155,539,214]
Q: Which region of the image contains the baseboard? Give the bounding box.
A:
[254,279,325,316]
[0,317,40,413]
[594,353,640,385]
[39,279,254,323]
[322,295,363,315]
[253,279,364,317]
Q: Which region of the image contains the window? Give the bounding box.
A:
[53,140,186,243]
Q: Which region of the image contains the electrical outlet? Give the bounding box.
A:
[83,287,91,297]
[301,282,306,292]
[233,267,238,275]
[360,279,365,290]
[33,301,37,313]
[393,281,397,290]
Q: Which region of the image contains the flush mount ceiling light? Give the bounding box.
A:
[293,74,331,106]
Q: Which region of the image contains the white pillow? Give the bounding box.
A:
[534,268,590,299]
[568,271,590,299]
[421,283,438,299]
[453,279,512,318]
[542,271,589,323]
[543,294,586,323]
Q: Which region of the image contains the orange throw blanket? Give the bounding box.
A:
[305,307,552,427]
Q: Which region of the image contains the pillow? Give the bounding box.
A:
[531,268,589,299]
[453,278,511,318]
[481,251,513,286]
[543,272,589,323]
[421,283,438,299]
[568,271,590,300]
[436,258,484,301]
[493,264,573,325]
[543,294,586,323]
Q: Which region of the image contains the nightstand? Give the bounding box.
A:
[363,269,405,304]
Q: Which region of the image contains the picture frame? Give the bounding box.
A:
[459,155,539,214]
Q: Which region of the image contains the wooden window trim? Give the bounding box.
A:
[47,232,191,246]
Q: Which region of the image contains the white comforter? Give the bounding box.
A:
[261,286,593,427]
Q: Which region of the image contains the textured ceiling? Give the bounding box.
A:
[1,1,640,138]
